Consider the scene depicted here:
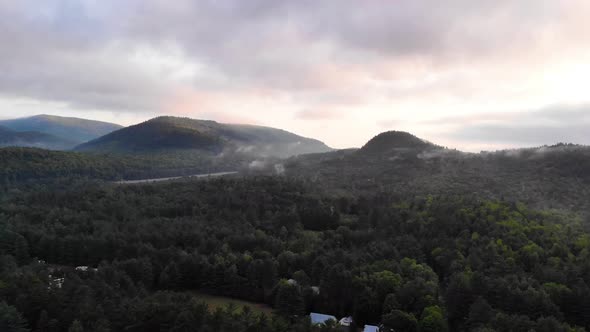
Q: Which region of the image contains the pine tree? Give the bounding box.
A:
[14,235,29,265]
[36,310,49,332]
[67,320,84,332]
[275,281,304,317]
[0,301,30,332]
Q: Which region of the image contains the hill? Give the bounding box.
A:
[0,125,77,150]
[3,130,590,331]
[0,114,122,147]
[359,131,437,154]
[285,132,590,214]
[76,116,332,158]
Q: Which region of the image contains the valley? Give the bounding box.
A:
[1,3,589,331]
[0,114,589,332]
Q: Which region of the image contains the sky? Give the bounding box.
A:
[0,0,589,151]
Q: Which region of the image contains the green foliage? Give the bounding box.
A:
[0,301,29,332]
[286,142,590,215]
[0,176,589,331]
[382,309,418,332]
[68,320,84,332]
[275,280,304,317]
[0,147,239,185]
[75,116,331,158]
[419,306,448,332]
[467,297,494,329]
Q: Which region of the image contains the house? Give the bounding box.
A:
[310,313,337,325]
[363,325,379,332]
[287,279,298,286]
[311,286,320,295]
[339,316,353,326]
[49,277,65,289]
[75,266,98,272]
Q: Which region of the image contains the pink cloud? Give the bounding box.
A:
[295,108,341,120]
[163,88,259,124]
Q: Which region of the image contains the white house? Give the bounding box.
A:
[363,325,379,332]
[310,313,337,325]
[75,266,98,272]
[48,277,64,289]
[339,316,353,326]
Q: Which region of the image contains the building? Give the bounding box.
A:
[339,316,353,326]
[311,286,320,295]
[48,277,64,289]
[363,325,379,332]
[310,313,337,325]
[75,266,98,272]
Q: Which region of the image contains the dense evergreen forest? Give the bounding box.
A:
[285,140,590,215]
[0,147,252,185]
[1,176,590,331]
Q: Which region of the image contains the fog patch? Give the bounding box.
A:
[274,163,285,175]
[248,160,267,170]
[417,149,452,160]
[236,145,256,153]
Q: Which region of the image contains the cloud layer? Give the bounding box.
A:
[0,0,589,150]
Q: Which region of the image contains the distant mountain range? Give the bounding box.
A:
[0,115,332,158]
[76,116,332,158]
[0,114,122,149]
[2,125,589,216]
[0,125,77,150]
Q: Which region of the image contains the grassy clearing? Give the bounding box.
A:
[192,292,274,315]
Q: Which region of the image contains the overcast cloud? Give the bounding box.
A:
[0,0,589,150]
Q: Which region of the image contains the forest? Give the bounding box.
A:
[1,176,590,331]
[0,147,251,186]
[2,0,590,330]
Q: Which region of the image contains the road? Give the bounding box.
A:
[114,171,238,184]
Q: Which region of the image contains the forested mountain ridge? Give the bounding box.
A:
[1,126,590,331]
[285,134,590,215]
[0,114,122,148]
[0,126,77,150]
[75,116,332,158]
[0,147,245,186]
[2,127,590,216]
[359,131,439,154]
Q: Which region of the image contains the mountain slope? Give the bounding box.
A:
[360,131,436,154]
[0,114,123,145]
[76,116,332,158]
[0,126,77,150]
[285,131,590,214]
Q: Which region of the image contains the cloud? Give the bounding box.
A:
[439,104,590,146]
[0,0,589,150]
[295,109,339,120]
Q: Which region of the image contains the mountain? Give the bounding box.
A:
[0,114,123,146]
[359,131,438,155]
[285,131,590,214]
[76,116,332,158]
[0,125,77,150]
